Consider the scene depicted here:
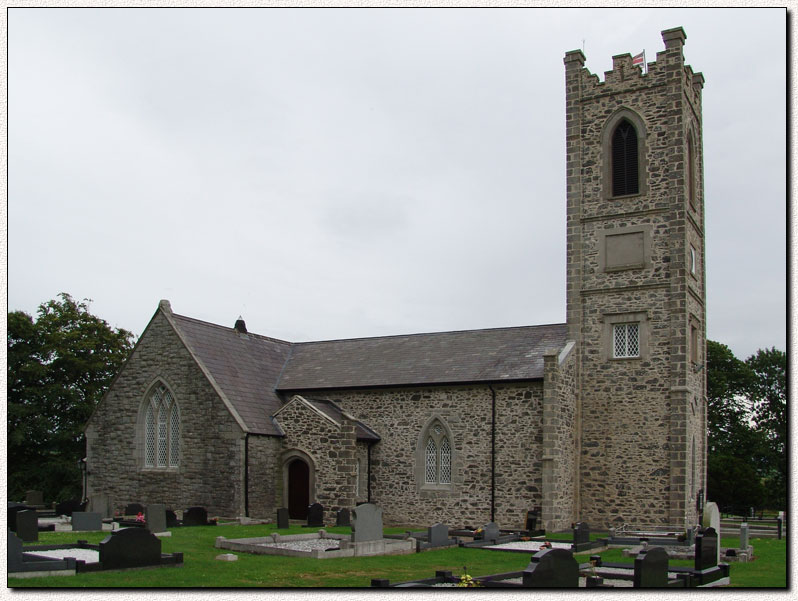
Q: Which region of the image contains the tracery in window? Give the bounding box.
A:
[421,419,453,486]
[144,384,180,468]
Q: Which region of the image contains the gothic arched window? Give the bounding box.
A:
[611,119,639,196]
[423,420,452,485]
[143,384,180,468]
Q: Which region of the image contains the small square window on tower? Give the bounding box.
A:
[613,323,640,358]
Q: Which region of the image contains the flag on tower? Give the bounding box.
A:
[632,50,646,72]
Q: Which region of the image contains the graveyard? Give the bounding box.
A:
[7,498,787,588]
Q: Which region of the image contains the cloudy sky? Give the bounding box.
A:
[8,7,787,361]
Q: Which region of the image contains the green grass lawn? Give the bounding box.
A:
[10,525,787,588]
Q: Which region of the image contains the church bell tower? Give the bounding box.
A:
[564,27,707,529]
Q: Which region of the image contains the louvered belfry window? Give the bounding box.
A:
[144,384,180,468]
[612,120,639,196]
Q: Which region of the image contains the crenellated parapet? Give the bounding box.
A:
[564,27,703,109]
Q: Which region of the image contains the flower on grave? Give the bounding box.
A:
[457,567,481,588]
[136,512,145,523]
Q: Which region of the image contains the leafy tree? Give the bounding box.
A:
[707,454,766,516]
[8,294,134,503]
[747,347,787,509]
[706,340,761,460]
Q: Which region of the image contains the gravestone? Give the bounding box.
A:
[146,504,167,533]
[99,527,162,570]
[525,509,539,532]
[183,506,209,526]
[166,509,180,528]
[428,523,449,547]
[8,505,34,532]
[351,503,383,543]
[633,546,669,588]
[695,527,719,571]
[739,523,749,550]
[89,494,112,519]
[306,503,324,528]
[56,498,86,517]
[72,511,103,531]
[16,510,38,542]
[276,507,289,529]
[573,522,590,551]
[701,503,721,565]
[478,522,500,542]
[336,508,351,527]
[124,503,145,516]
[522,548,579,588]
[8,529,24,573]
[25,490,44,506]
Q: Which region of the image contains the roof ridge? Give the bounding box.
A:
[291,322,568,346]
[171,312,292,346]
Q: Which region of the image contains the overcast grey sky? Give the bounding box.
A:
[8,7,787,361]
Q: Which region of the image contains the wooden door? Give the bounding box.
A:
[288,459,310,519]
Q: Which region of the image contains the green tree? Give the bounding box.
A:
[747,347,787,509]
[707,454,766,516]
[8,293,135,503]
[706,340,761,460]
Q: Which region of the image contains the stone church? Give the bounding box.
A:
[86,27,707,532]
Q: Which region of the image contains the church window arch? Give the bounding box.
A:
[601,108,648,199]
[142,382,180,469]
[417,418,454,489]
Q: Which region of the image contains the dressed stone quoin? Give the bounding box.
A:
[85,27,707,531]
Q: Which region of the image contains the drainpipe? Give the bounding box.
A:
[244,433,250,517]
[367,444,373,503]
[489,385,496,522]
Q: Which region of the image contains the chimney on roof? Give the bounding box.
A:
[234,316,247,334]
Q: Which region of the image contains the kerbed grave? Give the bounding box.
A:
[216,503,414,559]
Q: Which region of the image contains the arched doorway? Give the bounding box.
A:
[287,458,310,519]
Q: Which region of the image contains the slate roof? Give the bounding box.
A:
[276,323,568,391]
[301,398,381,442]
[166,308,567,436]
[170,313,292,436]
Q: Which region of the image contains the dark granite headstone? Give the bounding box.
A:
[351,503,383,543]
[8,529,24,573]
[99,527,162,570]
[522,548,579,588]
[8,505,34,532]
[633,546,669,588]
[56,498,86,517]
[124,503,145,516]
[183,506,209,526]
[145,504,167,533]
[166,510,180,528]
[573,522,590,545]
[306,503,324,527]
[525,509,539,532]
[478,522,500,542]
[25,490,44,506]
[72,511,103,531]
[695,527,719,570]
[427,523,449,547]
[16,510,38,542]
[276,507,289,529]
[336,508,351,527]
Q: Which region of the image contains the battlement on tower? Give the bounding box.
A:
[564,27,704,106]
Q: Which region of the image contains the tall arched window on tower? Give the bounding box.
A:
[143,383,180,469]
[612,119,639,196]
[687,131,696,209]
